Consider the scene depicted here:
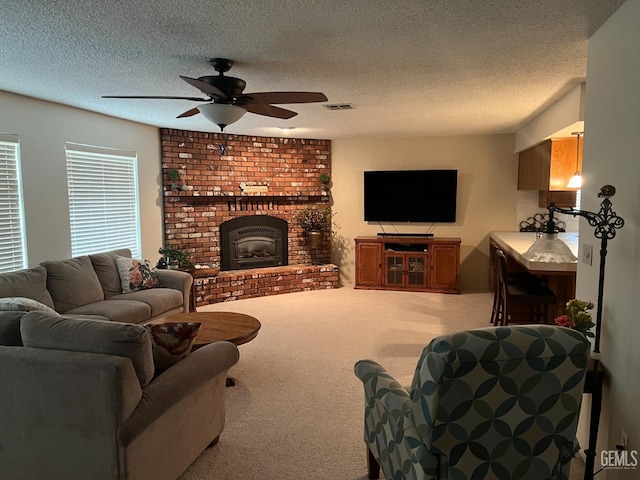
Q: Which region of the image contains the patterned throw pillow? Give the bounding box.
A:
[145,322,201,372]
[115,256,162,293]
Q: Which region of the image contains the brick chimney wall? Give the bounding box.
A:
[160,128,332,269]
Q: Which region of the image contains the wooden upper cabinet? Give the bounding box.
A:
[518,140,551,190]
[548,137,582,191]
[518,137,582,207]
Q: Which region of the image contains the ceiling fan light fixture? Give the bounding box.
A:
[198,103,247,130]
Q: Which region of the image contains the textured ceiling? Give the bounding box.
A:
[0,0,626,139]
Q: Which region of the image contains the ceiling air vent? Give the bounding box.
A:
[324,103,355,110]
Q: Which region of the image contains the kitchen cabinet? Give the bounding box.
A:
[517,137,582,207]
[354,236,460,293]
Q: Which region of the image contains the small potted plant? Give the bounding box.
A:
[319,173,331,191]
[158,247,194,271]
[295,206,333,249]
[554,299,595,337]
[167,168,181,190]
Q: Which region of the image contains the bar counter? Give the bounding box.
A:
[490,231,579,320]
[490,231,578,273]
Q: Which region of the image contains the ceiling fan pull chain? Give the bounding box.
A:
[220,134,228,156]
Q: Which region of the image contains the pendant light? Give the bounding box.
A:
[567,132,583,188]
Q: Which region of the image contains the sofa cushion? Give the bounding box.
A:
[41,256,104,313]
[0,311,26,346]
[20,312,154,386]
[0,297,60,315]
[0,266,55,309]
[89,249,132,299]
[65,300,152,324]
[115,256,162,293]
[109,289,183,317]
[145,322,201,372]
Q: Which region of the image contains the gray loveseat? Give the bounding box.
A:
[0,311,240,480]
[0,248,192,325]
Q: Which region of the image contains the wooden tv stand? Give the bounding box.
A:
[354,236,460,294]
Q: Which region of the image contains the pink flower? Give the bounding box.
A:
[129,270,143,286]
[554,315,575,328]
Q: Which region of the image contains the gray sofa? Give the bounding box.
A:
[0,311,240,480]
[0,248,192,325]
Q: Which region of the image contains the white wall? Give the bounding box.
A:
[0,91,163,265]
[331,134,518,291]
[578,0,640,476]
[515,83,585,152]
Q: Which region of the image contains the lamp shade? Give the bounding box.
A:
[198,103,247,129]
[522,233,577,263]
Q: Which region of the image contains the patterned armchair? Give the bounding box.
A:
[354,325,590,480]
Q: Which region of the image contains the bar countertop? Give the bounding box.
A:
[490,231,579,273]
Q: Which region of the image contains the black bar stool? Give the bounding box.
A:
[493,247,556,325]
[489,243,541,325]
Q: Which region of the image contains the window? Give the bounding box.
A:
[0,134,27,272]
[65,143,141,258]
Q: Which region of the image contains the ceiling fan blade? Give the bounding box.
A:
[243,102,298,119]
[102,95,207,101]
[180,76,227,99]
[176,107,201,118]
[241,92,327,105]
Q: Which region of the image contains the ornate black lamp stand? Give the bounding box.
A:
[547,185,624,480]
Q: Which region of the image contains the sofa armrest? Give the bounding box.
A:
[0,346,142,479]
[118,340,240,445]
[0,311,25,346]
[154,269,193,312]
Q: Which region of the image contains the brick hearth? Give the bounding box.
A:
[193,264,339,306]
[160,129,339,305]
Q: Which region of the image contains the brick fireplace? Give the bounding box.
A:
[160,129,339,305]
[219,215,288,271]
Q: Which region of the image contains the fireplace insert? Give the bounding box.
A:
[220,215,288,271]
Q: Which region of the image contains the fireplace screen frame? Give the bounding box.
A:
[220,215,288,271]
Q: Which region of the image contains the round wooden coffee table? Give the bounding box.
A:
[170,311,261,349]
[147,311,261,386]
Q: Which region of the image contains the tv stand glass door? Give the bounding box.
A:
[384,252,428,289]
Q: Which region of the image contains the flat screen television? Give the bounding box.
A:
[363,169,457,223]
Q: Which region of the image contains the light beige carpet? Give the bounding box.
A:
[177,287,586,480]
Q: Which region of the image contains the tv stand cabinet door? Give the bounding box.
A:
[355,241,382,287]
[428,243,460,293]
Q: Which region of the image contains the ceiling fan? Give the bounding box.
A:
[102,58,328,130]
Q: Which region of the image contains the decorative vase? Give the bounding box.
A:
[307,231,323,249]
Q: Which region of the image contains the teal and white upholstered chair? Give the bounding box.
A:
[354,325,590,480]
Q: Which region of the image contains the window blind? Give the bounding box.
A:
[0,134,27,273]
[65,143,141,258]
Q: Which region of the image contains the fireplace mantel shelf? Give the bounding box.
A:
[165,191,330,202]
